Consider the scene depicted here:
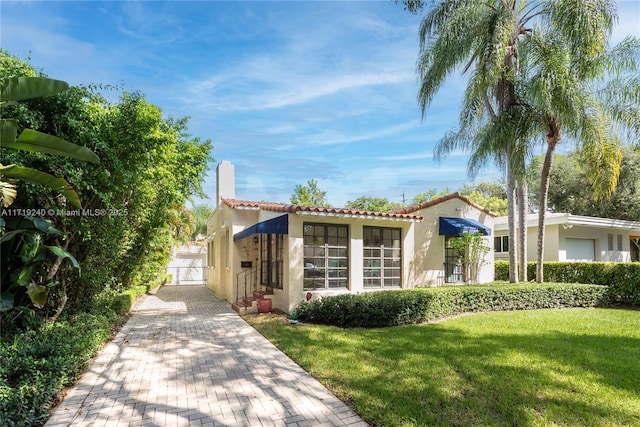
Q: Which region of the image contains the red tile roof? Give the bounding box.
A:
[222,199,423,220]
[390,192,497,217]
[222,192,495,219]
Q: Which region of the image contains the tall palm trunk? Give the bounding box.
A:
[518,178,528,282]
[537,118,561,283]
[506,145,519,283]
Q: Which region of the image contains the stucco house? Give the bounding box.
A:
[494,213,640,262]
[206,161,495,313]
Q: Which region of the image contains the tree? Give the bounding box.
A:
[411,188,450,205]
[415,0,531,282]
[290,179,330,207]
[411,0,637,283]
[516,3,640,282]
[1,51,213,317]
[190,204,213,241]
[459,182,508,215]
[1,70,100,316]
[530,149,640,222]
[0,76,99,208]
[345,196,403,212]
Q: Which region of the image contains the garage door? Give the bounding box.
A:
[566,238,595,261]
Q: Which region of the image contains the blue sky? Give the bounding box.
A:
[2,1,639,208]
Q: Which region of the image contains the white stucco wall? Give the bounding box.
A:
[495,223,634,262]
[410,198,494,286]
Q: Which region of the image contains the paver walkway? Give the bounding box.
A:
[46,286,368,427]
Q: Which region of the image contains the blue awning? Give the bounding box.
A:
[233,215,289,241]
[439,216,491,236]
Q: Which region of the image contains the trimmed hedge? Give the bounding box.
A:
[295,283,609,328]
[495,261,640,305]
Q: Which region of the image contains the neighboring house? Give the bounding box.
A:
[494,213,640,263]
[206,161,495,313]
[166,245,207,285]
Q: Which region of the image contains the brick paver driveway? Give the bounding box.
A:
[46,286,368,427]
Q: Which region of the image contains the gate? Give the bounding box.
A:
[166,266,206,286]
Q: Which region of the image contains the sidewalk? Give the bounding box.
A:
[45,286,368,427]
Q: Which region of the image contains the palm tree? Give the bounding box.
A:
[418,0,532,282]
[517,4,640,282]
[415,0,635,283]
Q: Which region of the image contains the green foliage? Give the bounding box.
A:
[411,188,450,205]
[344,196,403,212]
[295,284,608,328]
[190,204,213,240]
[529,149,640,221]
[0,284,149,426]
[0,311,122,426]
[494,260,640,305]
[1,51,213,315]
[106,285,148,315]
[446,233,490,284]
[459,181,508,215]
[290,179,330,207]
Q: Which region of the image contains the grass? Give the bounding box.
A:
[245,308,640,426]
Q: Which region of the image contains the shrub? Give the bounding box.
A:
[0,312,121,426]
[0,285,149,426]
[494,261,640,305]
[296,284,609,328]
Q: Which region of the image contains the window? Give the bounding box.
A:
[303,223,348,290]
[363,227,401,288]
[494,236,509,253]
[207,240,215,268]
[617,234,623,251]
[224,229,230,268]
[608,234,614,251]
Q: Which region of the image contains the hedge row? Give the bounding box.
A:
[495,261,640,305]
[0,283,158,427]
[295,283,609,328]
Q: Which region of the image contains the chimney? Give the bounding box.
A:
[216,161,235,206]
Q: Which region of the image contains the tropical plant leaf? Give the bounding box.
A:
[46,245,81,272]
[0,178,17,207]
[0,291,14,311]
[26,283,47,309]
[0,164,81,208]
[29,216,62,235]
[1,216,62,236]
[0,76,69,104]
[0,229,27,243]
[17,264,37,286]
[0,119,18,144]
[6,129,100,164]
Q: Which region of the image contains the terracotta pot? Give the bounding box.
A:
[257,298,272,313]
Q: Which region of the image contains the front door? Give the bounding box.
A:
[444,236,464,283]
[260,234,283,289]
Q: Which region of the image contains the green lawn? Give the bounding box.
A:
[245,308,640,427]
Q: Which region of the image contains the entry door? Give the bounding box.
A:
[260,234,283,289]
[444,236,464,283]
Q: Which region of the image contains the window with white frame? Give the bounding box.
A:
[494,235,509,253]
[363,226,401,288]
[617,234,623,251]
[303,223,349,290]
[608,234,614,251]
